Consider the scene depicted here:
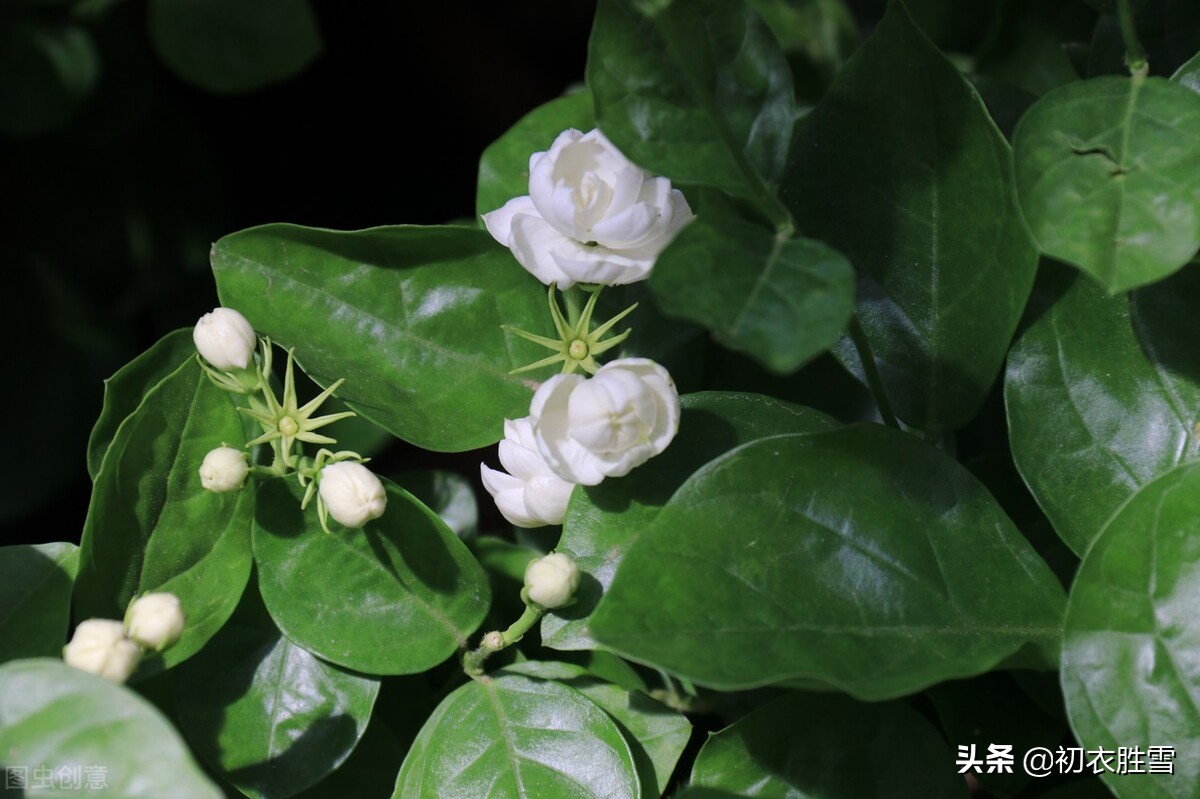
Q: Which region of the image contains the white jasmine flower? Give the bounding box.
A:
[531,357,679,485]
[319,462,387,529]
[125,593,185,652]
[524,552,581,609]
[481,417,575,528]
[483,128,693,287]
[63,619,142,683]
[193,307,256,371]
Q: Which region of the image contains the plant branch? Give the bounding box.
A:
[848,318,900,429]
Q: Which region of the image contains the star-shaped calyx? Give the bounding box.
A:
[505,285,637,376]
[240,347,356,467]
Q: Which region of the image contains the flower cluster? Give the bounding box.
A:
[192,307,386,533]
[63,593,185,683]
[480,128,688,528]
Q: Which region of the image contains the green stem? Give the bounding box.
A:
[462,603,545,678]
[1117,0,1148,78]
[848,318,900,429]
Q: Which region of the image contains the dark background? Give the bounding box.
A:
[1,1,605,544]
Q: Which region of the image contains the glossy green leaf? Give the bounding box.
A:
[1005,264,1200,555]
[393,672,641,799]
[1063,462,1200,799]
[74,359,253,673]
[177,587,380,799]
[476,90,594,220]
[87,328,195,480]
[391,469,478,539]
[781,2,1038,432]
[0,21,98,136]
[0,659,221,799]
[211,224,550,452]
[148,0,321,94]
[0,543,77,663]
[1013,76,1200,292]
[690,692,966,798]
[590,424,1066,698]
[649,214,855,374]
[746,0,858,100]
[542,391,836,651]
[588,0,797,207]
[252,477,489,675]
[929,672,1065,799]
[505,661,691,797]
[1170,48,1200,94]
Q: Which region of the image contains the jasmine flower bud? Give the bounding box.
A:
[125,592,185,652]
[63,619,142,683]
[524,552,581,609]
[193,307,256,371]
[319,462,387,528]
[199,446,249,493]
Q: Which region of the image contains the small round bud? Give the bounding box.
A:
[63,619,142,683]
[523,552,581,609]
[193,307,256,371]
[482,631,505,651]
[199,447,249,493]
[125,592,185,652]
[319,462,387,529]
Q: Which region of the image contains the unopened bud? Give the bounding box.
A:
[523,552,581,609]
[319,462,387,528]
[193,307,256,371]
[125,593,185,652]
[199,446,249,493]
[63,619,141,683]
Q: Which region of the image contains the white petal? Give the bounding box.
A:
[552,246,654,286]
[509,213,578,287]
[499,437,555,481]
[531,374,608,485]
[589,201,658,249]
[480,463,541,528]
[482,195,537,246]
[522,475,574,525]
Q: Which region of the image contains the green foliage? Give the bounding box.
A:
[394,672,641,799]
[1014,76,1200,292]
[0,543,77,663]
[211,225,549,452]
[590,425,1065,698]
[689,692,966,797]
[252,478,489,675]
[31,1,1200,797]
[0,659,222,798]
[148,0,322,94]
[74,358,253,674]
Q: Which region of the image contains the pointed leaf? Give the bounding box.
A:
[211,224,550,452]
[781,2,1038,432]
[74,359,253,674]
[590,424,1066,698]
[87,330,195,480]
